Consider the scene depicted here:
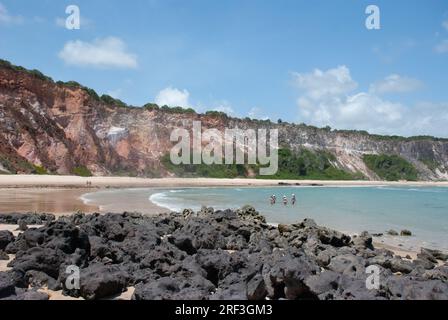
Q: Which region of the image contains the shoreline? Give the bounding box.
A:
[0,175,448,189]
[1,175,447,258]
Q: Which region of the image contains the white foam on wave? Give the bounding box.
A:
[149,192,184,212]
[376,186,445,193]
[79,192,96,205]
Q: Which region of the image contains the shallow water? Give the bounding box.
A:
[82,186,448,251]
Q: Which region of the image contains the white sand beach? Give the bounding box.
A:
[1,175,448,189]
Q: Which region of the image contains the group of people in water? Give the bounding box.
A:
[270,194,296,206]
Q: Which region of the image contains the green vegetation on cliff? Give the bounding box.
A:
[257,148,364,180]
[32,165,48,175]
[162,148,363,180]
[73,166,93,177]
[161,154,247,178]
[363,154,418,181]
[0,59,54,82]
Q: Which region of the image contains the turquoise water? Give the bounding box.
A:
[83,186,448,251]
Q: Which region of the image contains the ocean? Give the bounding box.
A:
[82,186,448,252]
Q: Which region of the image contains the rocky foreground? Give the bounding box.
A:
[1,207,448,300]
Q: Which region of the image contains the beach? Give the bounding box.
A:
[1,175,448,246]
[1,177,448,300]
[1,175,448,189]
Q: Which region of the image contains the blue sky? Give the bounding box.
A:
[0,0,447,137]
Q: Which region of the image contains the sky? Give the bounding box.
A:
[0,0,447,137]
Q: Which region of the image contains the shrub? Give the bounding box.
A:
[363,154,418,181]
[205,111,228,118]
[143,103,160,111]
[33,165,48,175]
[73,166,93,177]
[256,148,362,180]
[100,95,127,108]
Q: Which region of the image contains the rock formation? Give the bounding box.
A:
[0,207,447,300]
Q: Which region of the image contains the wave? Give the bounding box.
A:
[79,192,96,205]
[376,186,445,193]
[149,192,184,212]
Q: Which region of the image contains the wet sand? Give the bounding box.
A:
[81,188,169,215]
[0,188,98,215]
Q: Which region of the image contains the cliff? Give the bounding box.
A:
[0,60,447,180]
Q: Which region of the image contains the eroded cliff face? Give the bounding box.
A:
[0,66,447,180]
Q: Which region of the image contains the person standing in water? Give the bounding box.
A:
[291,194,296,206]
[283,195,288,206]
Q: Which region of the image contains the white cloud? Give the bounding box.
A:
[248,107,269,120]
[0,2,23,25]
[435,39,448,53]
[443,20,448,31]
[209,100,235,115]
[155,87,190,107]
[58,37,138,69]
[292,65,357,100]
[369,74,422,94]
[293,66,448,137]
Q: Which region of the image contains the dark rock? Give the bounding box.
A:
[304,271,340,297]
[5,289,50,300]
[26,270,59,290]
[413,258,436,270]
[168,232,197,255]
[421,247,448,262]
[1,211,445,300]
[0,213,55,225]
[139,243,186,277]
[262,250,319,300]
[211,272,247,300]
[317,229,351,247]
[17,219,28,231]
[246,273,267,300]
[17,290,49,300]
[423,266,448,281]
[400,230,412,236]
[352,232,374,251]
[0,250,9,260]
[390,257,414,274]
[316,251,331,267]
[372,233,383,237]
[0,230,14,250]
[386,277,448,300]
[8,247,65,278]
[133,275,214,300]
[236,205,266,223]
[194,250,238,286]
[387,230,399,236]
[328,254,365,276]
[77,264,128,300]
[417,252,438,264]
[0,272,16,298]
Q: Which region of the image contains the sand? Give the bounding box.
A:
[0,175,447,189]
[0,188,98,215]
